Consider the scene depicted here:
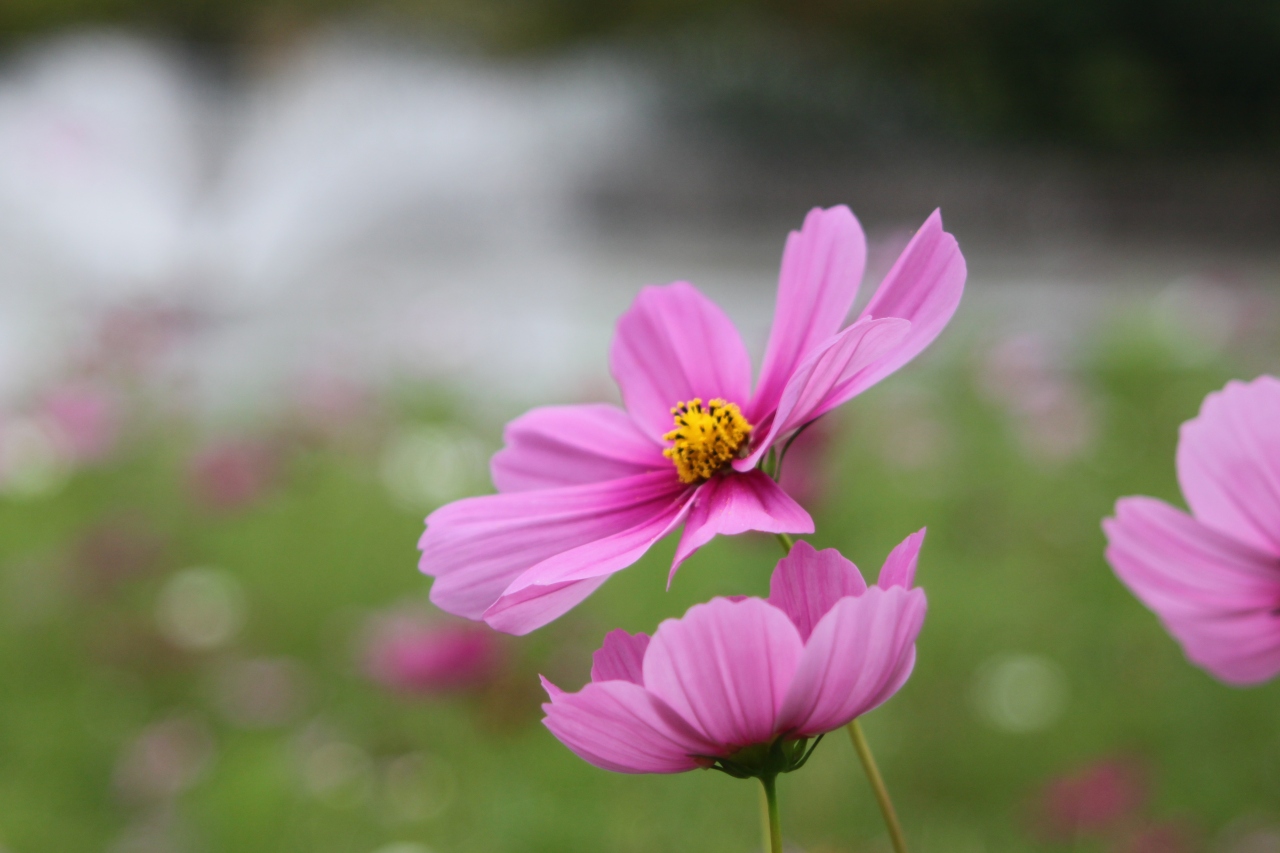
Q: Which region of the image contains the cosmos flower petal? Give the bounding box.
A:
[541,678,717,774]
[591,629,651,684]
[484,494,693,635]
[1177,376,1280,555]
[777,586,926,737]
[670,471,814,582]
[609,282,755,442]
[752,206,867,422]
[842,209,966,395]
[491,403,666,493]
[643,597,804,747]
[768,540,867,641]
[421,471,686,623]
[877,528,926,589]
[737,317,909,470]
[1103,496,1280,684]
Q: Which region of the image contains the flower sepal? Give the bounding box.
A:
[702,734,824,781]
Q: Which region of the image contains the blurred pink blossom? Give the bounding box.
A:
[776,418,835,509]
[1034,757,1147,842]
[187,439,278,511]
[113,715,213,803]
[364,610,504,695]
[978,333,1095,463]
[41,382,119,463]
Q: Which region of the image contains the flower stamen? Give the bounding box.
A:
[663,398,752,484]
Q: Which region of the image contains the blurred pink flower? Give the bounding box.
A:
[979,334,1095,463]
[541,533,926,774]
[41,382,118,463]
[188,439,278,511]
[1035,757,1147,841]
[421,207,965,634]
[1104,376,1280,685]
[776,417,835,508]
[364,613,503,695]
[113,715,214,803]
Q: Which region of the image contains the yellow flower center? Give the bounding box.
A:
[662,398,753,484]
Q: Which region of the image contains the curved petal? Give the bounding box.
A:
[737,317,909,470]
[609,282,754,442]
[843,209,966,395]
[491,404,666,493]
[878,528,926,590]
[643,597,803,749]
[541,678,717,774]
[420,471,685,623]
[768,541,867,641]
[1103,496,1280,685]
[1178,376,1280,555]
[778,586,926,737]
[484,493,692,635]
[751,206,867,422]
[671,471,814,582]
[591,629,651,684]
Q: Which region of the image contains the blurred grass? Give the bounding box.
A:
[1,318,1277,853]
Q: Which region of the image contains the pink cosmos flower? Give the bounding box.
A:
[419,206,965,634]
[1034,757,1147,842]
[541,534,926,775]
[1103,376,1280,685]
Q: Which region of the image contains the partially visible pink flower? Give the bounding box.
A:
[421,206,964,634]
[188,439,278,511]
[1035,757,1147,842]
[1103,376,1280,685]
[364,612,503,695]
[41,382,119,463]
[541,533,926,775]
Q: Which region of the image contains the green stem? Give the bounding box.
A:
[846,719,909,853]
[759,774,783,853]
[776,532,795,554]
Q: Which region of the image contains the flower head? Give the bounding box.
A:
[420,206,965,634]
[1103,375,1280,685]
[541,533,927,775]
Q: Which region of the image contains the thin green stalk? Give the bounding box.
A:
[759,775,783,853]
[776,532,796,554]
[846,719,909,853]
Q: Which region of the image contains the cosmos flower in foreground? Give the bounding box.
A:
[1104,376,1280,685]
[420,206,965,633]
[541,534,926,775]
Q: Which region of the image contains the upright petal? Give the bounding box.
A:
[1103,496,1280,685]
[844,209,966,396]
[491,404,666,493]
[485,495,692,635]
[541,678,717,773]
[671,471,814,579]
[752,206,867,421]
[1177,376,1280,555]
[878,528,926,589]
[420,471,686,623]
[768,541,867,641]
[591,630,651,684]
[737,317,909,470]
[609,282,754,442]
[778,586,926,737]
[643,598,803,749]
